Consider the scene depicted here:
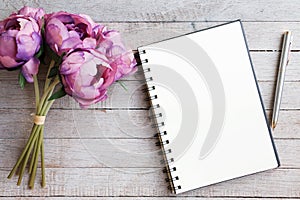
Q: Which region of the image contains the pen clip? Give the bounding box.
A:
[286,35,292,66]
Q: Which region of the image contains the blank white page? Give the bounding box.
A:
[138,20,279,194]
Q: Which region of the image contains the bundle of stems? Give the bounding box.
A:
[7,59,61,189]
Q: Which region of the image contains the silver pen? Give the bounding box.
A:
[271,31,292,129]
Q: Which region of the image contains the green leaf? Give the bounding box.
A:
[117,80,127,91]
[35,42,44,58]
[18,72,26,89]
[48,66,59,78]
[41,17,45,35]
[48,87,67,101]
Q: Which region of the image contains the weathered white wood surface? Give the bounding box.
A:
[2,199,299,200]
[1,199,300,200]
[0,0,299,199]
[1,0,300,22]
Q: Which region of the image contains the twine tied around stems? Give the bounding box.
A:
[32,114,46,125]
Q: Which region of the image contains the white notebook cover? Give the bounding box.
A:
[138,20,280,194]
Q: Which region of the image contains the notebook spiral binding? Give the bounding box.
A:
[137,49,182,193]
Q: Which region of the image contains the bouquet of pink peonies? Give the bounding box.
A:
[0,6,136,188]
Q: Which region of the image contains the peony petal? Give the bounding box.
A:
[18,6,45,22]
[0,35,17,58]
[61,76,73,95]
[3,17,19,30]
[82,37,96,49]
[28,17,40,32]
[108,45,126,58]
[60,51,85,75]
[17,18,36,34]
[112,51,137,81]
[46,18,69,41]
[16,32,41,60]
[103,30,124,48]
[55,13,74,24]
[80,59,97,77]
[68,30,81,39]
[21,57,40,82]
[93,77,104,88]
[90,49,109,64]
[62,71,78,92]
[75,85,102,100]
[97,39,112,55]
[61,37,83,51]
[0,55,22,68]
[79,14,96,27]
[60,48,117,108]
[101,64,117,88]
[72,15,93,35]
[1,29,18,37]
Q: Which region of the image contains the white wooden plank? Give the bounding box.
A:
[0,138,298,168]
[0,80,152,109]
[0,109,298,139]
[271,110,300,139]
[251,52,300,81]
[108,22,300,50]
[1,198,298,200]
[0,109,154,139]
[1,0,300,22]
[259,81,300,110]
[0,22,296,59]
[0,168,299,197]
[0,80,298,109]
[1,138,162,168]
[1,13,300,51]
[0,1,299,198]
[0,52,299,81]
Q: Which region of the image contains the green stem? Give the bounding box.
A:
[28,136,39,174]
[9,69,60,187]
[33,75,40,111]
[44,60,56,93]
[41,126,46,188]
[29,78,58,188]
[40,99,55,116]
[29,125,43,189]
[28,76,58,188]
[37,78,59,114]
[7,124,39,179]
[16,125,41,185]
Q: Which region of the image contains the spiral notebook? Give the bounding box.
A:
[137,20,280,194]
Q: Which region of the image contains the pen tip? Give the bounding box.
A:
[271,121,276,130]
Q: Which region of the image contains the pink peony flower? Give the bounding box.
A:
[60,48,116,108]
[16,6,45,24]
[96,28,137,81]
[44,11,136,82]
[0,8,43,82]
[44,11,97,55]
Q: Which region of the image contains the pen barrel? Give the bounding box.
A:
[272,31,292,126]
[272,66,286,121]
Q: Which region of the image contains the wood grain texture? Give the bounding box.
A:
[0,0,299,199]
[0,80,299,109]
[1,199,299,200]
[108,22,300,50]
[1,51,299,81]
[0,168,300,197]
[1,0,300,22]
[0,109,299,139]
[0,138,298,168]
